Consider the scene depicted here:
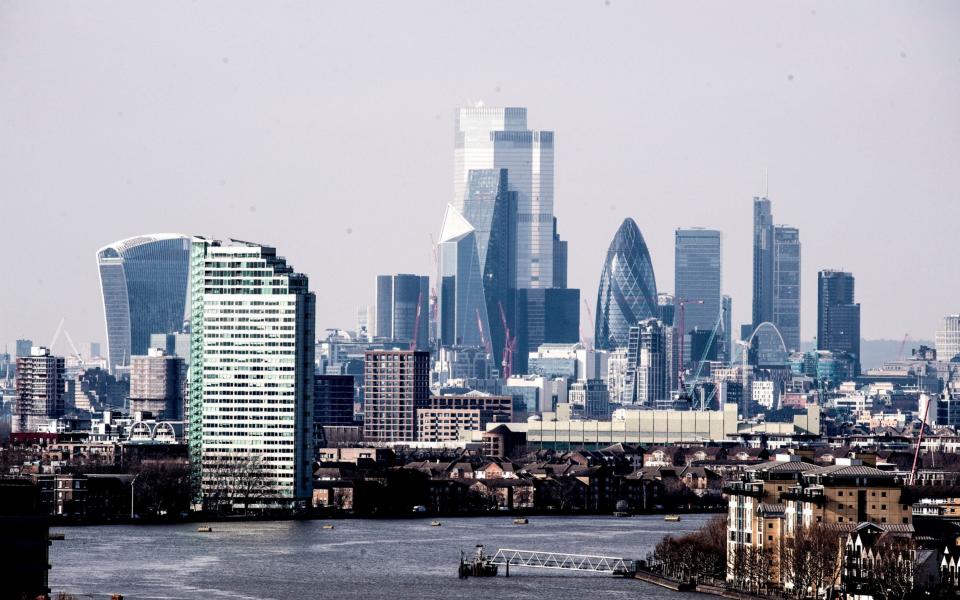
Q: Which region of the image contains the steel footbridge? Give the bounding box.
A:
[489,548,636,576]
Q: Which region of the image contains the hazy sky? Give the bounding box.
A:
[1,1,958,353]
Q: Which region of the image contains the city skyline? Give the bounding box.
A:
[1,2,958,350]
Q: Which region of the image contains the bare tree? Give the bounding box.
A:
[782,523,842,599]
[869,537,921,600]
[203,454,270,514]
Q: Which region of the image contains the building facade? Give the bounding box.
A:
[375,274,430,350]
[454,106,554,289]
[773,226,801,351]
[817,270,861,374]
[626,318,669,406]
[438,204,490,350]
[675,228,722,367]
[362,350,430,442]
[752,197,775,330]
[936,314,960,363]
[129,348,185,420]
[97,234,191,374]
[594,218,658,350]
[14,347,65,433]
[188,238,316,507]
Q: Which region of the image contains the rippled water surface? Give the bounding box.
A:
[49,514,710,599]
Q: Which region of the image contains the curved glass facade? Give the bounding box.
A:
[97,234,191,374]
[594,219,658,350]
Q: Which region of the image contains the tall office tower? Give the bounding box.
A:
[595,219,658,350]
[15,339,33,358]
[817,270,861,374]
[13,347,65,433]
[129,348,185,420]
[722,295,733,363]
[752,197,774,331]
[438,204,491,349]
[188,238,316,507]
[773,226,801,350]
[675,229,722,367]
[657,293,676,327]
[625,319,669,406]
[459,168,516,363]
[936,315,960,363]
[454,106,554,288]
[362,350,430,442]
[97,234,191,375]
[374,274,429,349]
[149,333,191,366]
[552,217,568,289]
[513,288,579,375]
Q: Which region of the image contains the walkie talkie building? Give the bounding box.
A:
[97,234,191,375]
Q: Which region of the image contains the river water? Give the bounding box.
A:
[49,514,710,599]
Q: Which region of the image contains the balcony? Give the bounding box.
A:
[723,481,765,498]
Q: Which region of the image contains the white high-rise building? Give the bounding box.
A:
[188,238,316,508]
[936,315,960,362]
[454,105,555,289]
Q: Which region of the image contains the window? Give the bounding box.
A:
[838,517,843,522]
[881,505,886,510]
[881,491,887,497]
[768,523,773,529]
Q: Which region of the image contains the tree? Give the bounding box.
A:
[869,537,921,600]
[782,523,842,599]
[203,454,270,514]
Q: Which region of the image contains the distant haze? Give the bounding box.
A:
[1,1,957,351]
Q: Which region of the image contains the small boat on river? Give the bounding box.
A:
[664,514,681,522]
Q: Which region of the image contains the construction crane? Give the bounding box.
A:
[498,301,517,380]
[476,308,491,356]
[409,291,424,351]
[582,299,594,349]
[675,298,704,393]
[909,394,933,486]
[897,333,910,361]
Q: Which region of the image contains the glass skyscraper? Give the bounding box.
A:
[438,204,491,349]
[675,229,722,368]
[752,197,774,330]
[97,234,191,374]
[594,218,658,350]
[374,274,429,350]
[817,270,861,374]
[460,168,516,363]
[454,106,554,289]
[773,226,801,350]
[188,238,316,507]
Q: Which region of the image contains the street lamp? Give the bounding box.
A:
[130,474,140,520]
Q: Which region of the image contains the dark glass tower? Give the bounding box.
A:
[817,270,861,374]
[375,274,429,349]
[773,226,801,350]
[97,234,191,375]
[752,197,774,330]
[460,168,516,364]
[594,219,658,350]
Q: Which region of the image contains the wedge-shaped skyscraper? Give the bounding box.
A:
[97,234,191,374]
[594,219,659,350]
[438,204,491,349]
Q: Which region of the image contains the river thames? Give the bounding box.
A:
[49,514,709,599]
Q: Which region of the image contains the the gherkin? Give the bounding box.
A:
[594,219,658,350]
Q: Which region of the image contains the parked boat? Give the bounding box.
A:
[431,521,442,527]
[197,527,214,532]
[664,514,681,522]
[458,545,498,578]
[322,524,335,530]
[613,511,631,518]
[513,518,528,525]
[48,533,65,540]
